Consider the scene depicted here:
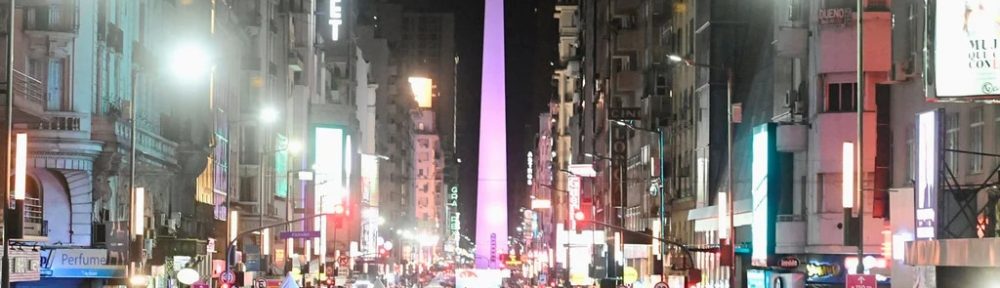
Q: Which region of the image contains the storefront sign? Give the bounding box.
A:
[40,249,123,279]
[779,256,800,268]
[845,274,876,288]
[611,124,628,209]
[928,1,1000,101]
[818,8,853,25]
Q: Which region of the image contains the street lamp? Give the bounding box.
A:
[169,42,211,80]
[668,53,735,285]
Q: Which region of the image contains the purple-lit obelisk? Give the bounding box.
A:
[475,0,508,269]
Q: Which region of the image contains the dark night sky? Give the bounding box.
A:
[447,0,557,241]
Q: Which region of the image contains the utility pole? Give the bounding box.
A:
[855,0,866,274]
[1,1,14,287]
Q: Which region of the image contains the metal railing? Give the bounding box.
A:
[0,70,46,107]
[35,112,84,131]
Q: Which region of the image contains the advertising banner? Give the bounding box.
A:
[928,0,1000,101]
[915,109,942,240]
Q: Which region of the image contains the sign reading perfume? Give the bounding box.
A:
[915,110,942,240]
[929,0,1000,100]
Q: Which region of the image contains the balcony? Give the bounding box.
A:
[0,70,47,120]
[92,116,178,166]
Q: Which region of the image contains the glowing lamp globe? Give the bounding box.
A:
[574,211,585,221]
[177,268,200,285]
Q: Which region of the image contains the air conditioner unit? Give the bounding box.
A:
[792,100,806,116]
[890,55,916,82]
[159,213,169,227]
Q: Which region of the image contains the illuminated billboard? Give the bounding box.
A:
[409,77,433,108]
[275,134,289,198]
[313,127,346,206]
[927,0,1000,101]
[915,110,942,240]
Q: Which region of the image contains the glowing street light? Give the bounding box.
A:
[288,139,303,155]
[259,106,280,124]
[169,42,211,80]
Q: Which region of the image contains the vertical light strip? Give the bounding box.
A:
[305,240,312,260]
[475,0,509,269]
[718,192,729,240]
[262,228,271,255]
[13,133,26,200]
[229,211,239,245]
[133,187,145,236]
[842,142,855,208]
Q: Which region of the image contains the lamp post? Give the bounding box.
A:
[668,54,734,286]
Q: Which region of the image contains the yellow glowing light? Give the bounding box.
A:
[408,77,433,108]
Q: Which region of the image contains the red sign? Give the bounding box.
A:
[845,274,876,288]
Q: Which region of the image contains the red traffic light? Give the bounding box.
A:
[378,247,389,258]
[573,210,585,221]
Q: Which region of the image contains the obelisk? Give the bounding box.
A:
[474,0,508,269]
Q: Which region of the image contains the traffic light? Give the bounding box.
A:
[330,202,346,228]
[573,210,585,234]
[379,247,389,259]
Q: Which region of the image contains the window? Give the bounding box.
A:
[970,107,984,174]
[826,82,857,112]
[612,55,632,72]
[788,0,804,21]
[47,58,63,111]
[946,113,959,172]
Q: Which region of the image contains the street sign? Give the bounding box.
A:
[220,270,235,284]
[279,230,321,239]
[609,107,642,120]
[206,238,216,253]
[338,255,349,266]
[653,282,669,288]
[845,274,876,288]
[255,279,267,288]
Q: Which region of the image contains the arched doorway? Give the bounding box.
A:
[33,169,72,244]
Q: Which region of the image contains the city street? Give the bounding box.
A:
[0,0,993,287]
